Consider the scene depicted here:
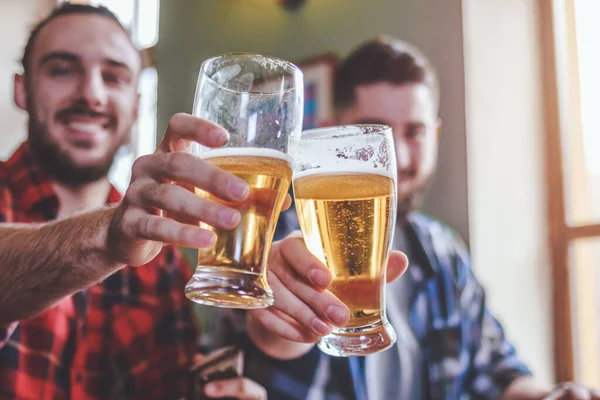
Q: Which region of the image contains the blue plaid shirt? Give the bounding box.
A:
[220,209,532,399]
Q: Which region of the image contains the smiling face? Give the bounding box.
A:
[15,13,141,186]
[338,82,440,218]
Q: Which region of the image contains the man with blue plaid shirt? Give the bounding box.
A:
[224,37,600,399]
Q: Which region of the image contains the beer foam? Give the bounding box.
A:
[200,147,293,164]
[293,166,394,182]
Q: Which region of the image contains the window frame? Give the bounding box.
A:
[540,0,600,384]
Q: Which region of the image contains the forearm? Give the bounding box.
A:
[501,376,552,400]
[0,207,123,324]
[247,314,314,360]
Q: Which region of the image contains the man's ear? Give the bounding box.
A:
[14,73,27,111]
[435,118,442,141]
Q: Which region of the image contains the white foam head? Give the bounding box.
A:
[198,147,293,164]
[293,166,394,181]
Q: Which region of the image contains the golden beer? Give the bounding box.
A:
[294,171,394,329]
[186,147,292,308]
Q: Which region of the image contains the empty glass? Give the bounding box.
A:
[185,53,303,309]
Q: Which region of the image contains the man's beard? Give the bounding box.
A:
[396,173,435,222]
[27,105,128,187]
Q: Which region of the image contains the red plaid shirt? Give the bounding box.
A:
[0,143,199,399]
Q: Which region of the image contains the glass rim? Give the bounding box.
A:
[199,52,302,95]
[291,124,392,141]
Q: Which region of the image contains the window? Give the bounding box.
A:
[569,238,600,384]
[542,0,600,386]
[57,0,160,192]
[57,0,159,48]
[566,0,600,226]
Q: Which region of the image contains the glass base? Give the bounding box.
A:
[317,319,396,357]
[185,267,273,309]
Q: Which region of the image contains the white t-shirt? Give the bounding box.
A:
[365,227,425,399]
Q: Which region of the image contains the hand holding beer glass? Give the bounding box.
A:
[290,125,398,356]
[185,53,303,309]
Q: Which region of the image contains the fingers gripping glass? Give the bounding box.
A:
[290,125,398,356]
[185,53,303,309]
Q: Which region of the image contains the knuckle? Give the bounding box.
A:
[134,217,149,238]
[120,210,139,239]
[266,264,283,287]
[122,188,135,206]
[173,186,197,216]
[202,162,222,185]
[167,113,184,132]
[153,151,169,172]
[271,256,294,283]
[156,183,172,204]
[279,237,295,256]
[124,182,144,203]
[137,217,158,239]
[163,152,179,172]
[145,185,167,211]
[268,240,283,260]
[166,152,190,177]
[139,183,158,206]
[131,155,149,179]
[279,237,303,264]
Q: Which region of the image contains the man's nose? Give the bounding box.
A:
[79,70,108,109]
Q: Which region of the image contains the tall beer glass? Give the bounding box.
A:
[185,53,303,309]
[290,125,397,356]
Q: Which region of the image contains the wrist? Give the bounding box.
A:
[247,314,314,360]
[46,206,124,270]
[100,206,127,267]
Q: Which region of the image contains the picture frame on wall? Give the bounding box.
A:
[296,53,338,130]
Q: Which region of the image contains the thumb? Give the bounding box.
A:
[386,250,408,283]
[282,193,292,211]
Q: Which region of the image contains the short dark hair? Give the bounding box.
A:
[21,3,136,78]
[334,35,440,112]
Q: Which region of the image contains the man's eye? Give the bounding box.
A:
[103,72,129,85]
[49,67,72,77]
[406,126,426,139]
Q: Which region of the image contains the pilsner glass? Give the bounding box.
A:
[185,53,303,309]
[289,125,398,356]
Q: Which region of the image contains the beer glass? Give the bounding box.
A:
[289,125,398,356]
[185,53,303,309]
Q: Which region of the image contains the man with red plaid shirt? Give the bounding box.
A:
[0,4,408,399]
